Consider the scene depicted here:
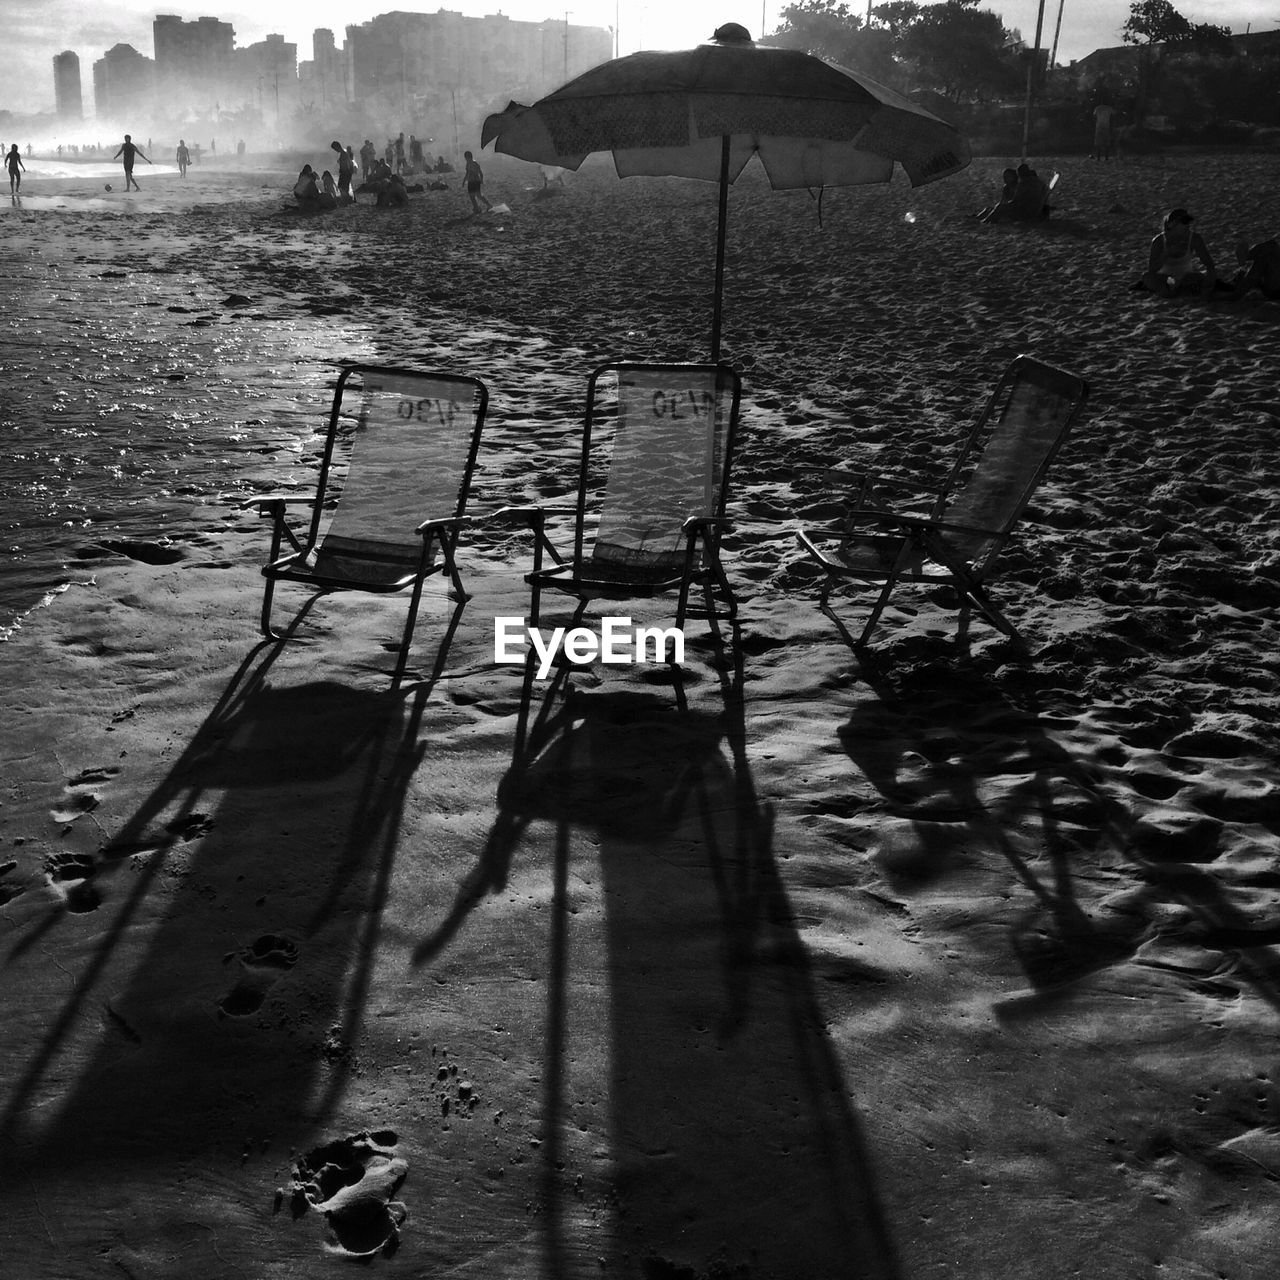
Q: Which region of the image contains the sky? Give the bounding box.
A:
[4,0,1279,116]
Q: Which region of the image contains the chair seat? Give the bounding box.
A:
[530,558,692,598]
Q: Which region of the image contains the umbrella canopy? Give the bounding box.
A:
[482,23,971,357]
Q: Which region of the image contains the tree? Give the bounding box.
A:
[898,1,1020,101]
[1121,0,1232,122]
[771,0,902,85]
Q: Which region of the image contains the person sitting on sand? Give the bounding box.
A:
[376,173,409,208]
[1140,208,1217,296]
[1231,239,1280,299]
[977,167,1018,222]
[319,170,339,210]
[5,142,25,195]
[1009,163,1050,220]
[293,164,321,208]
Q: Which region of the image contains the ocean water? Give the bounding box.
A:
[0,219,375,637]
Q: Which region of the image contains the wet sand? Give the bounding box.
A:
[1,150,1279,1278]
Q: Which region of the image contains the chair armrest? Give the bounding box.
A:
[681,515,732,534]
[877,513,1004,540]
[476,505,577,526]
[240,495,316,513]
[414,514,471,535]
[842,508,995,536]
[474,506,568,567]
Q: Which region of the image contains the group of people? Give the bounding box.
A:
[356,133,454,181]
[1139,207,1280,300]
[290,140,493,215]
[976,162,1054,223]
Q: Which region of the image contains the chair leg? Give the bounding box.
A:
[962,582,1021,641]
[440,531,471,603]
[260,576,282,641]
[858,575,899,647]
[393,576,429,688]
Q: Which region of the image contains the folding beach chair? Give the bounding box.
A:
[797,354,1088,647]
[509,361,743,639]
[248,364,488,685]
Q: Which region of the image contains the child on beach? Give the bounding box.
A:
[5,143,24,194]
[463,151,492,214]
[1140,208,1217,296]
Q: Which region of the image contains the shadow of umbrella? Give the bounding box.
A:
[418,642,902,1277]
[483,22,970,361]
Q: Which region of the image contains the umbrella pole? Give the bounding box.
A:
[711,134,730,363]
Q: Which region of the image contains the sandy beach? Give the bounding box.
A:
[2,148,1279,1278]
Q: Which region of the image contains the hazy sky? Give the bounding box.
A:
[4,0,1278,115]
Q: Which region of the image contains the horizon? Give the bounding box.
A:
[5,0,1278,118]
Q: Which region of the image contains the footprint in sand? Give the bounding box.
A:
[218,933,299,1017]
[0,860,21,906]
[44,852,102,912]
[283,1129,408,1258]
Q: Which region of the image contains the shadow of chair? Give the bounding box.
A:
[246,364,487,685]
[413,635,903,1278]
[797,354,1089,649]
[0,602,456,1177]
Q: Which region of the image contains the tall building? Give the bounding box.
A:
[92,44,155,123]
[230,34,299,124]
[53,50,83,120]
[342,10,612,111]
[153,14,235,113]
[299,28,348,109]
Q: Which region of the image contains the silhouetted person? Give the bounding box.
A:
[112,134,150,191]
[462,151,491,213]
[6,143,25,195]
[175,138,190,178]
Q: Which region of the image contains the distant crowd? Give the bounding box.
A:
[288,131,500,216]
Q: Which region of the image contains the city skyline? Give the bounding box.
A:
[5,0,1280,118]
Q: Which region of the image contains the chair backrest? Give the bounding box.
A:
[578,362,742,577]
[306,365,488,584]
[937,355,1088,569]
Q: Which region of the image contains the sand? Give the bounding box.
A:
[1,149,1280,1279]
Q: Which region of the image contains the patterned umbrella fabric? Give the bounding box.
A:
[482,23,971,355]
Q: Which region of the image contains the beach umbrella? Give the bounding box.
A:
[482,22,970,360]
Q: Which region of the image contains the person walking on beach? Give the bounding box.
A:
[6,143,25,195]
[175,138,190,178]
[112,134,150,191]
[462,151,492,214]
[1092,102,1116,161]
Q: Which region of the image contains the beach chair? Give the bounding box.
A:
[247,364,488,685]
[504,362,743,642]
[797,354,1088,647]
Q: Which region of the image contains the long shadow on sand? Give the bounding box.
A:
[838,647,1280,1017]
[417,633,902,1278]
[0,603,459,1201]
